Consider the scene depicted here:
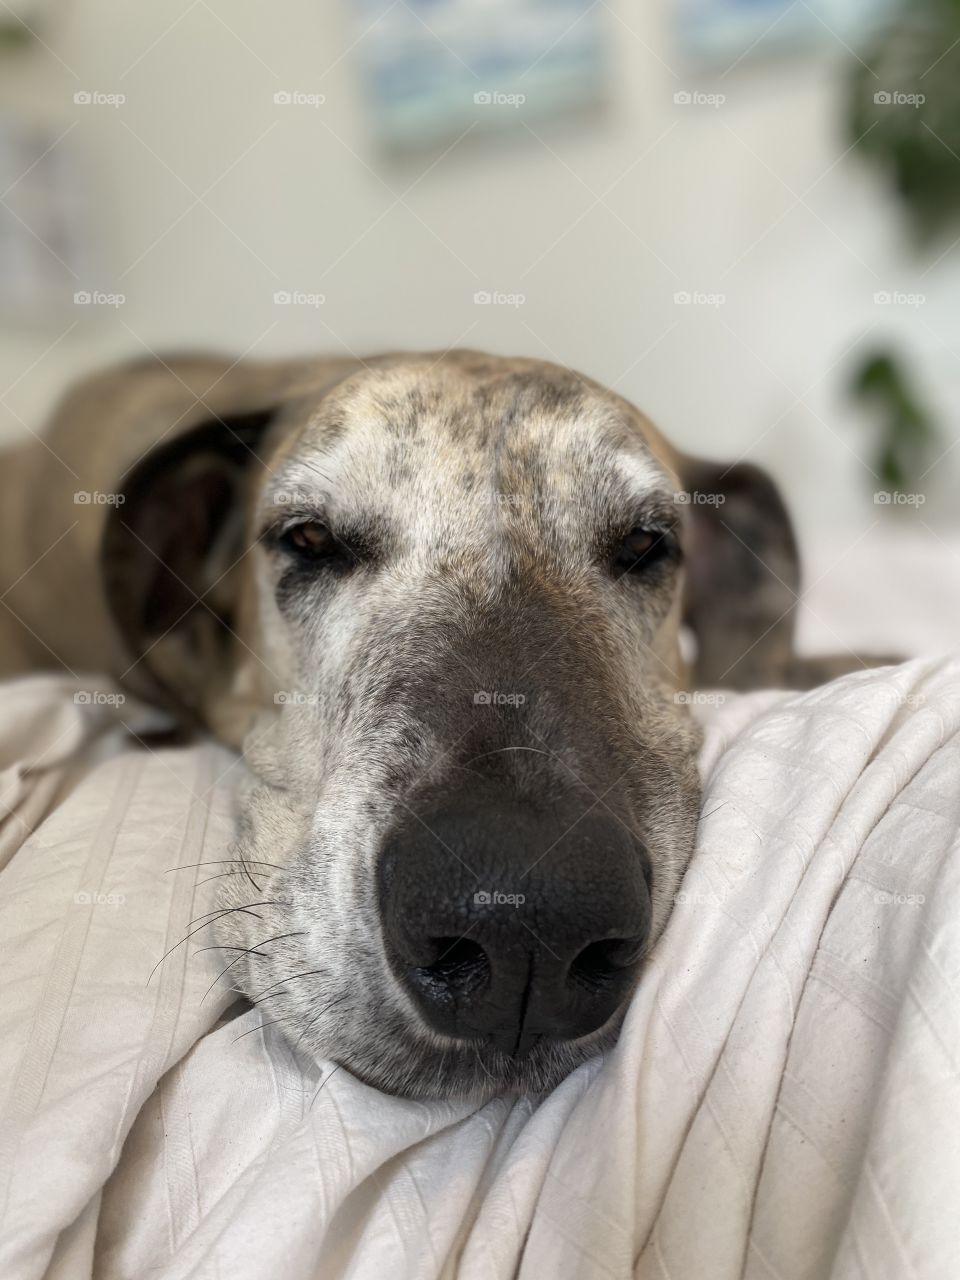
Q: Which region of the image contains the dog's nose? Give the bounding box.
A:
[377,792,651,1057]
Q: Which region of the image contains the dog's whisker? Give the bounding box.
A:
[147,902,283,985]
[201,944,272,1004]
[302,458,332,485]
[164,859,285,873]
[471,1048,498,1089]
[197,930,310,1004]
[448,763,487,781]
[193,930,306,961]
[292,993,351,1051]
[460,746,553,767]
[249,969,327,1002]
[200,943,271,957]
[309,1063,343,1112]
[231,1017,288,1045]
[234,843,265,893]
[187,899,283,929]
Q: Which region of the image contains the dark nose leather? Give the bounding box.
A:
[377,787,651,1057]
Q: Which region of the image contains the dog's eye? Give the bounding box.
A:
[613,528,674,575]
[269,516,372,578]
[280,521,342,562]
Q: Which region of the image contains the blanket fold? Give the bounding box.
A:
[1,658,957,1280]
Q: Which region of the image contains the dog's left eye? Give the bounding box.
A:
[279,520,344,563]
[613,528,675,575]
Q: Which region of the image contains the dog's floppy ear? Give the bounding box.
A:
[678,457,901,689]
[101,407,278,734]
[678,456,801,690]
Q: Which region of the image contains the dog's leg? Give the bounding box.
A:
[784,652,903,689]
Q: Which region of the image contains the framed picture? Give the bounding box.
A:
[676,0,892,63]
[0,117,89,326]
[352,0,607,149]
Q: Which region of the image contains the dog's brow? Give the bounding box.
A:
[613,448,672,493]
[625,503,680,539]
[609,455,678,528]
[257,460,332,526]
[257,504,328,538]
[256,494,331,538]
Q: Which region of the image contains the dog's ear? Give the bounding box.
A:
[101,407,278,735]
[678,457,901,689]
[677,456,801,689]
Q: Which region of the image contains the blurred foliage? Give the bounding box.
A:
[850,0,960,242]
[849,351,939,488]
[0,21,32,50]
[848,2,953,494]
[0,23,33,51]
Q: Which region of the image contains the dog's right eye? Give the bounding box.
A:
[613,527,677,576]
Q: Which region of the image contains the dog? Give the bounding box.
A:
[0,349,888,1099]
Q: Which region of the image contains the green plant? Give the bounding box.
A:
[0,20,32,50]
[850,0,960,242]
[848,350,939,488]
[847,3,954,494]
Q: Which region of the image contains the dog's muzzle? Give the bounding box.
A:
[377,782,651,1058]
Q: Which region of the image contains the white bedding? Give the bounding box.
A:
[1,655,959,1280]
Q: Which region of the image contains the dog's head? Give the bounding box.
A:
[102,350,798,1099]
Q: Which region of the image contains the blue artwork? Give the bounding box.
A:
[352,0,606,147]
[676,0,892,62]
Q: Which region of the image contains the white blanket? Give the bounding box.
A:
[1,657,959,1280]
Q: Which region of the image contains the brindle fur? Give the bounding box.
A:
[0,350,892,1098]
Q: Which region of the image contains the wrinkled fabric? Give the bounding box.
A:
[1,658,958,1279]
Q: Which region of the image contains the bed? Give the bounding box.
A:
[1,532,958,1280]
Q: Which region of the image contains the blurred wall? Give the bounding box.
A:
[1,0,958,541]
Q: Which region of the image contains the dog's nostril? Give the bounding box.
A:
[379,797,652,1051]
[570,937,645,989]
[418,936,490,988]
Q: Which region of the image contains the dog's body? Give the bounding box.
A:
[0,350,887,1098]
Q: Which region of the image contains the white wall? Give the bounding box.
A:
[2,0,958,542]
